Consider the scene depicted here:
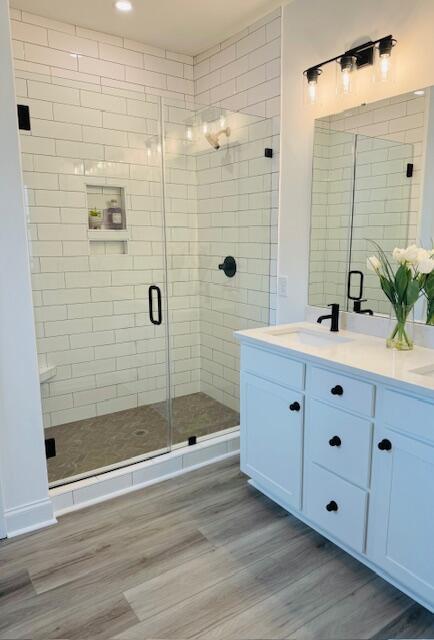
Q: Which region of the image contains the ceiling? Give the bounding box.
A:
[10,0,283,56]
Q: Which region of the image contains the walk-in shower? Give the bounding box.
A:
[21,84,275,485]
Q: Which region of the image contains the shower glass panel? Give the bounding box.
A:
[349,134,414,315]
[20,78,274,486]
[24,88,172,486]
[162,98,273,445]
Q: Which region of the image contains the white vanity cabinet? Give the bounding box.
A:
[241,373,303,510]
[240,345,305,510]
[238,333,434,613]
[368,390,434,609]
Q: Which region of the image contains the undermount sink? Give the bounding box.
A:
[409,364,434,379]
[266,327,353,348]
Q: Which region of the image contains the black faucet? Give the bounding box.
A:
[317,303,340,332]
[353,299,373,315]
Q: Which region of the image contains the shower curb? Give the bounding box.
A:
[50,430,240,516]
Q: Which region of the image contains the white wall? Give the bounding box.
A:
[0,0,55,537]
[279,0,434,322]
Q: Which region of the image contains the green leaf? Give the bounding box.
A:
[406,279,421,307]
[395,264,410,304]
[425,271,434,299]
[379,276,396,304]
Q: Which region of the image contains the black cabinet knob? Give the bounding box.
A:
[329,435,342,447]
[331,385,344,396]
[378,438,392,451]
[289,401,301,412]
[326,500,338,512]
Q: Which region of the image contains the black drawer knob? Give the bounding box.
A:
[331,385,344,396]
[326,500,338,512]
[289,401,301,412]
[329,435,342,447]
[378,438,392,451]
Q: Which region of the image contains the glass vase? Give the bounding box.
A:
[387,307,414,351]
[427,301,434,326]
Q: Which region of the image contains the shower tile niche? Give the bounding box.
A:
[86,185,127,232]
[86,185,128,254]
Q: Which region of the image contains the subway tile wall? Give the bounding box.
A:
[11,8,281,427]
[193,9,281,409]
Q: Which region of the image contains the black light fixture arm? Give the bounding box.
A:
[303,35,396,78]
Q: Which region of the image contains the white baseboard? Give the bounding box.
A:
[51,430,240,516]
[5,497,56,538]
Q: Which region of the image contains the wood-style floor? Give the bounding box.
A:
[1,456,434,640]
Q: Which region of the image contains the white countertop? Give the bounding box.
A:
[235,322,434,397]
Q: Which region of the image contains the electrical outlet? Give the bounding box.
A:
[278,276,288,297]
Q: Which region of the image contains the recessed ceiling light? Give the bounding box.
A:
[414,90,425,96]
[115,0,133,11]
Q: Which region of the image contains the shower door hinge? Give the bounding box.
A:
[17,104,31,131]
[188,436,197,446]
[406,163,414,177]
[45,437,56,459]
[264,148,273,158]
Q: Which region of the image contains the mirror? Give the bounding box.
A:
[308,88,434,323]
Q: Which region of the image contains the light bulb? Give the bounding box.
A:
[202,122,208,134]
[219,116,226,128]
[146,144,152,159]
[379,53,391,81]
[307,81,317,103]
[337,55,355,96]
[303,67,321,106]
[186,126,193,141]
[374,36,396,83]
[114,0,133,11]
[157,142,162,154]
[341,68,351,93]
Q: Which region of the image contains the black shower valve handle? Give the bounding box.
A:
[219,256,237,278]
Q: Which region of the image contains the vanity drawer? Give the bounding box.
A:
[306,400,372,488]
[241,345,305,390]
[307,366,374,416]
[304,463,368,554]
[381,389,434,443]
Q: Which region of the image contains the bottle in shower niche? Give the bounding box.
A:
[108,199,123,230]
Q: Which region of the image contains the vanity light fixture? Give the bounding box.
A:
[303,35,397,104]
[414,89,425,96]
[114,0,133,12]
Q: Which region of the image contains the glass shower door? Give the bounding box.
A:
[22,86,173,485]
[162,97,274,447]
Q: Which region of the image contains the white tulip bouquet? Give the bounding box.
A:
[367,243,434,350]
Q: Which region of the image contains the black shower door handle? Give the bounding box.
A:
[149,285,162,325]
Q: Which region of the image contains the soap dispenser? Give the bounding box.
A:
[108,199,123,230]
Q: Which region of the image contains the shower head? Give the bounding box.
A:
[205,126,231,150]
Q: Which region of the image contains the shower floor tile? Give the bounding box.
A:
[45,392,239,485]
